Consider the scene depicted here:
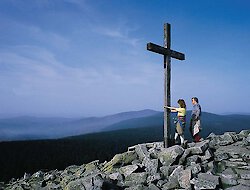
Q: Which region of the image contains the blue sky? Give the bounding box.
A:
[0,0,250,117]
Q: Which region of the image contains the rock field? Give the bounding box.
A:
[1,130,250,190]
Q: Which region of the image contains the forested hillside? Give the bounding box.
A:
[0,126,162,182]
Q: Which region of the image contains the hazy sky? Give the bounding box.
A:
[0,0,250,117]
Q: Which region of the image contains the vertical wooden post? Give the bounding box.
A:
[147,23,185,148]
[163,23,171,148]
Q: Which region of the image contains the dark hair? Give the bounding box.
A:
[192,97,199,103]
[177,99,186,108]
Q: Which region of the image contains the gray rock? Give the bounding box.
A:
[186,155,199,165]
[229,158,244,162]
[74,167,86,178]
[162,180,179,190]
[200,149,213,162]
[148,142,163,158]
[178,169,191,189]
[191,173,219,190]
[162,166,183,190]
[23,173,31,181]
[187,140,209,155]
[209,136,220,149]
[198,173,219,184]
[109,172,123,181]
[102,151,137,173]
[65,174,103,190]
[124,172,147,187]
[220,168,239,186]
[242,136,250,146]
[221,176,238,186]
[215,143,249,160]
[242,151,250,162]
[239,130,250,138]
[207,133,217,139]
[146,142,164,150]
[60,173,77,188]
[64,165,82,174]
[135,144,150,161]
[158,145,184,166]
[44,170,57,181]
[238,165,250,170]
[216,161,226,173]
[169,165,184,177]
[131,159,141,165]
[222,160,248,168]
[225,184,250,190]
[83,160,100,176]
[121,151,138,164]
[0,182,5,190]
[209,132,238,148]
[214,151,230,162]
[202,161,216,174]
[142,157,158,175]
[119,164,138,177]
[235,168,250,180]
[5,183,23,190]
[191,179,217,189]
[159,165,178,178]
[147,183,161,190]
[45,181,62,189]
[32,170,44,178]
[124,184,147,190]
[238,179,250,186]
[156,179,167,188]
[218,133,235,146]
[187,163,201,175]
[178,149,191,165]
[146,173,161,184]
[224,132,239,142]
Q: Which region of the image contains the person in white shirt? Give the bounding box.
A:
[165,99,186,146]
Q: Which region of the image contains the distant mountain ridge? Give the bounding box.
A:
[0,109,159,141]
[102,111,250,140]
[1,109,250,141]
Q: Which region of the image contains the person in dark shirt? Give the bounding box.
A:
[190,97,202,142]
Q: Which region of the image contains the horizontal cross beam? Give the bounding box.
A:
[147,42,185,60]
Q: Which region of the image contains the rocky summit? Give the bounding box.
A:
[1,130,250,190]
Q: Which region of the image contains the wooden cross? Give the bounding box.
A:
[147,23,185,148]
